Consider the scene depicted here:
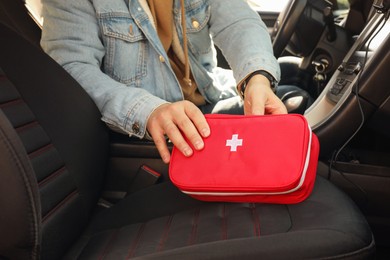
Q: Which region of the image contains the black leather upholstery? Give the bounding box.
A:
[0,0,41,47]
[0,23,375,259]
[0,22,109,259]
[66,179,374,259]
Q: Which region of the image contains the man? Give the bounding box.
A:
[41,0,287,163]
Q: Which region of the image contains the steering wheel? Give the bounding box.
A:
[271,0,308,58]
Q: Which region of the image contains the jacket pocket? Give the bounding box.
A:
[184,0,212,55]
[99,12,147,85]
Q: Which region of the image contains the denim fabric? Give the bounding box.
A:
[41,0,280,138]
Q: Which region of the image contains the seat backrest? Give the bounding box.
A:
[0,0,42,47]
[0,23,110,259]
[345,0,375,34]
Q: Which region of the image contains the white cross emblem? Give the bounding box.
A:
[226,134,243,152]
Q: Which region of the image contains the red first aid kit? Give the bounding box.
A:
[169,114,319,204]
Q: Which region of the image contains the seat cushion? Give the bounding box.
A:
[66,176,374,259]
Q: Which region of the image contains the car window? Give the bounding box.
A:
[337,0,350,10]
[245,0,290,12]
[246,0,350,12]
[25,0,43,27]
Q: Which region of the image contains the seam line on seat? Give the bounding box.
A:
[127,223,146,259]
[0,98,23,108]
[98,229,119,260]
[221,203,227,240]
[15,120,39,133]
[157,215,173,252]
[286,205,293,232]
[38,166,66,188]
[0,115,40,258]
[28,143,54,159]
[42,189,78,223]
[251,203,261,237]
[188,209,200,246]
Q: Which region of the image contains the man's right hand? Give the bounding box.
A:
[147,101,211,164]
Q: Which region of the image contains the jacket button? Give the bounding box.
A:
[132,122,140,133]
[129,24,133,36]
[159,55,165,63]
[192,20,200,29]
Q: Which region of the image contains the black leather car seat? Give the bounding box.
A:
[0,0,41,47]
[0,23,375,259]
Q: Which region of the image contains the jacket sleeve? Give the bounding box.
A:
[40,0,167,138]
[208,0,281,84]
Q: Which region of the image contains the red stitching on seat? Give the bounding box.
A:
[98,229,119,260]
[221,204,227,240]
[42,189,78,223]
[188,209,200,245]
[126,223,145,259]
[38,166,66,188]
[15,121,39,133]
[251,203,261,237]
[157,215,173,252]
[28,143,54,159]
[0,98,24,108]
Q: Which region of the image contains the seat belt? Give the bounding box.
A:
[127,165,161,194]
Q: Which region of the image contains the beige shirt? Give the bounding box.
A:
[146,0,206,105]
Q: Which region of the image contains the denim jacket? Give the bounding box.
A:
[41,0,280,138]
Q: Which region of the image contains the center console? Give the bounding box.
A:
[305,12,389,155]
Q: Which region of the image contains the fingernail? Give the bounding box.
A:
[194,140,204,150]
[202,128,210,137]
[162,155,170,164]
[183,147,193,157]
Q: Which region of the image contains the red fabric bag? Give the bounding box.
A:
[169,114,319,204]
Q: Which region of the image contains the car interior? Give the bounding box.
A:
[0,0,389,259]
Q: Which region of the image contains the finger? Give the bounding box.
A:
[149,127,171,164]
[244,83,287,115]
[174,117,205,151]
[243,82,266,115]
[170,104,205,151]
[244,94,265,115]
[264,95,288,115]
[163,121,193,157]
[183,102,210,138]
[249,97,265,115]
